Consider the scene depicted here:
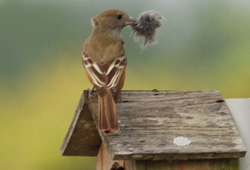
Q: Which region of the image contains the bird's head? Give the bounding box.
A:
[91,9,135,34]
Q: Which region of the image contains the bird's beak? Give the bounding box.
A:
[125,18,137,26]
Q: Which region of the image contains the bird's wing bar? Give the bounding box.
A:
[82,52,107,88]
[106,55,127,89]
[82,52,126,90]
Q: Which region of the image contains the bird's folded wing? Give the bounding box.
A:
[82,52,107,88]
[82,52,127,90]
[106,55,126,89]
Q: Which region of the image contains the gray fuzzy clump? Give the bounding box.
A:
[131,10,163,46]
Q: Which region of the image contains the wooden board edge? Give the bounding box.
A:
[60,90,88,155]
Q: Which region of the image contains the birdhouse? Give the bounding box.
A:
[61,90,246,170]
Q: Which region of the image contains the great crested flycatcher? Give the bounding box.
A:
[82,9,134,134]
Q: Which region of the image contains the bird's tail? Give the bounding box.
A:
[98,89,119,134]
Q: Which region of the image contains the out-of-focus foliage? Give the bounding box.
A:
[0,0,249,169]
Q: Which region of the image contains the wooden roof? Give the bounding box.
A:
[61,90,246,160]
[60,91,101,156]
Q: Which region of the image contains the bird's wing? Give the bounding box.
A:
[106,55,127,90]
[82,52,108,88]
[82,52,126,92]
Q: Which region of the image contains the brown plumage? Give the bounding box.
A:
[82,9,134,134]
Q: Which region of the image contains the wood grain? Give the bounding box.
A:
[135,159,239,170]
[88,90,246,160]
[61,90,102,156]
[96,142,130,170]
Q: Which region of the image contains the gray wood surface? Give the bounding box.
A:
[96,141,239,170]
[88,90,246,160]
[135,159,239,170]
[61,90,101,156]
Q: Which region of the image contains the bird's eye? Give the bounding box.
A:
[116,14,122,20]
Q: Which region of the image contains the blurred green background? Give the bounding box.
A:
[0,0,249,169]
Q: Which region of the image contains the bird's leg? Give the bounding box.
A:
[89,86,95,94]
[113,91,122,103]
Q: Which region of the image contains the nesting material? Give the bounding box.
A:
[131,10,163,46]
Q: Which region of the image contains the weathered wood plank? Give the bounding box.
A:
[61,90,102,156]
[135,159,239,170]
[96,142,135,170]
[96,142,125,170]
[88,90,246,160]
[96,143,239,170]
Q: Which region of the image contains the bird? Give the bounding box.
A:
[82,9,134,134]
